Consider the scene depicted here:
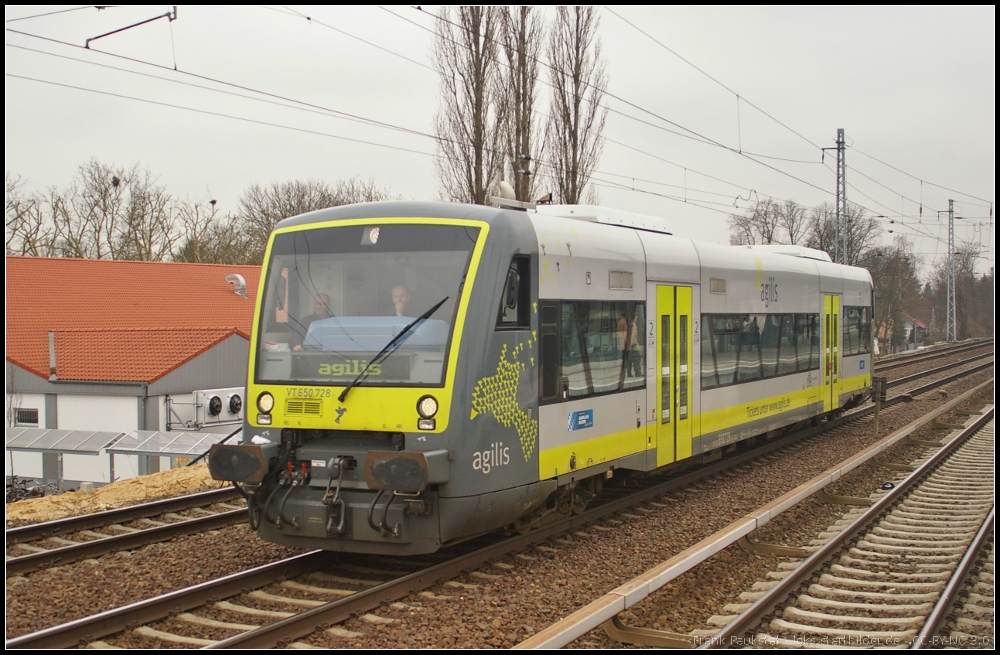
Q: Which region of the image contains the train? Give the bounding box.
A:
[208,200,873,555]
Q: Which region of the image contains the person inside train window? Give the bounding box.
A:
[617,311,629,353]
[392,284,411,317]
[292,293,332,351]
[627,310,643,378]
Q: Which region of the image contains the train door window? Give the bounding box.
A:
[497,256,530,329]
[660,316,671,423]
[832,313,839,377]
[678,314,688,419]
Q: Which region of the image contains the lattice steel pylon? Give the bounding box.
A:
[946,199,957,341]
[835,129,847,265]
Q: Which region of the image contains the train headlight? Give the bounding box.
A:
[417,395,438,419]
[257,392,275,414]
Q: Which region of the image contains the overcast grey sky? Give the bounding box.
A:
[5,6,995,275]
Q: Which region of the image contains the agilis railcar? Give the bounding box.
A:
[209,201,872,554]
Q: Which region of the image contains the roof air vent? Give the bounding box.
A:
[226,274,247,298]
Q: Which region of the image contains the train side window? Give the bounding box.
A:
[736,316,764,383]
[842,306,870,356]
[797,313,820,372]
[703,313,820,389]
[701,320,719,389]
[541,300,646,404]
[497,256,530,329]
[560,302,589,398]
[711,316,741,387]
[776,314,798,375]
[759,314,781,378]
[623,304,645,390]
[539,301,559,402]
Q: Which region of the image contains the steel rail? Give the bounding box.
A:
[208,366,995,648]
[5,551,325,649]
[7,358,992,648]
[515,377,993,649]
[5,508,245,576]
[875,339,992,372]
[887,353,994,388]
[702,408,995,648]
[911,506,995,649]
[6,486,241,544]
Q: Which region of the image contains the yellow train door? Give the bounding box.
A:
[822,294,841,411]
[656,285,693,467]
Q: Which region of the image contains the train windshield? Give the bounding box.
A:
[256,223,481,387]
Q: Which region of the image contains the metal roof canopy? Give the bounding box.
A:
[106,430,238,458]
[4,427,123,455]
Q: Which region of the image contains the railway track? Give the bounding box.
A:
[7,355,991,649]
[7,346,992,647]
[872,338,993,371]
[517,377,994,648]
[874,338,992,373]
[5,487,245,576]
[706,410,994,648]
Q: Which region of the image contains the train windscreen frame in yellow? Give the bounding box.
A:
[247,217,491,434]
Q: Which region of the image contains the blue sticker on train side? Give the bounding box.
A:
[568,410,594,431]
[859,360,865,369]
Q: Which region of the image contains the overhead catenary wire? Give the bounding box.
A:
[600,7,993,220]
[5,19,772,211]
[5,6,110,24]
[6,7,990,251]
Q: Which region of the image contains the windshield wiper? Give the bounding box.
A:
[337,296,449,403]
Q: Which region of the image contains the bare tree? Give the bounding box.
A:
[779,199,808,245]
[8,162,178,261]
[806,202,881,267]
[861,237,921,351]
[433,7,505,205]
[729,197,811,246]
[497,7,545,202]
[114,167,177,261]
[235,178,392,264]
[6,173,59,256]
[927,242,990,340]
[546,6,608,205]
[54,160,179,261]
[729,197,780,245]
[173,199,253,265]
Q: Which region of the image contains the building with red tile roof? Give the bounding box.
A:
[5,257,262,484]
[6,257,259,383]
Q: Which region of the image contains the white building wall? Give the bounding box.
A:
[58,395,137,432]
[5,392,46,478]
[59,394,137,484]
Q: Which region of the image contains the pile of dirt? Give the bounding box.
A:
[5,464,227,527]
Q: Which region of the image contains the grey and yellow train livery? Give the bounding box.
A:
[209,201,872,555]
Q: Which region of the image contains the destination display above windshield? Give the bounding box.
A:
[292,352,411,381]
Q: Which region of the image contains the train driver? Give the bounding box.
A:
[392,284,411,317]
[292,293,333,351]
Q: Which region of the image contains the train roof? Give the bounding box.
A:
[274,201,514,230]
[273,200,871,286]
